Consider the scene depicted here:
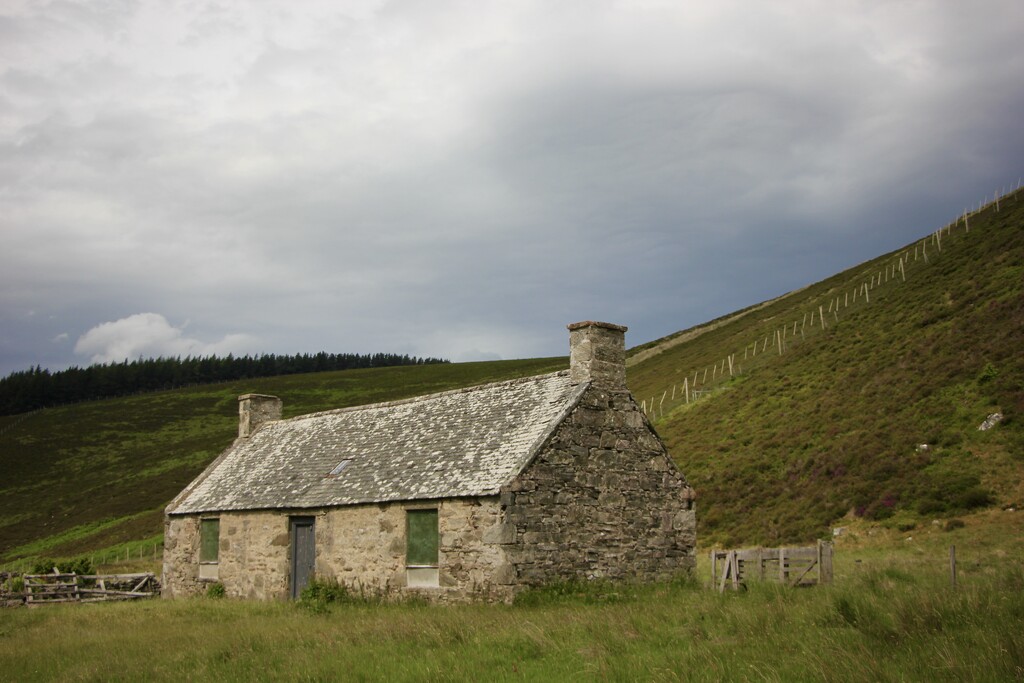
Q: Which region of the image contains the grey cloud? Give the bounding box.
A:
[1,1,1022,376]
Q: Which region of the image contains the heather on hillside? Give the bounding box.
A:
[630,191,1023,545]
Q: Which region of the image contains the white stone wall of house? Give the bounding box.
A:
[319,497,513,603]
[163,498,518,602]
[162,516,201,597]
[163,511,293,599]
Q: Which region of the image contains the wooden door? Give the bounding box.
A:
[290,516,316,599]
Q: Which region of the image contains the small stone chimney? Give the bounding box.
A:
[568,321,628,389]
[238,393,282,438]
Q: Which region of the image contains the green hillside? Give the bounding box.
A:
[630,189,1023,545]
[1,188,1021,566]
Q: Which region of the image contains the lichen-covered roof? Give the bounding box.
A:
[170,371,585,514]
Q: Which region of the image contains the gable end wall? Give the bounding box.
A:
[502,385,696,585]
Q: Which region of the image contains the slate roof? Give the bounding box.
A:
[169,371,586,514]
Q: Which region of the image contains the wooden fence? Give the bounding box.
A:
[2,571,160,607]
[712,541,833,592]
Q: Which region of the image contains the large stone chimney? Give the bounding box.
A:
[568,321,628,389]
[238,393,282,438]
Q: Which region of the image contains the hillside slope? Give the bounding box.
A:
[0,358,564,563]
[629,189,1023,545]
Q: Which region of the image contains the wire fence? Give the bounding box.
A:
[0,539,163,575]
[640,178,1023,422]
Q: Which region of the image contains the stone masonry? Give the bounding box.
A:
[164,497,514,601]
[499,383,695,586]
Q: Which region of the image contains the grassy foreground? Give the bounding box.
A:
[2,512,1021,682]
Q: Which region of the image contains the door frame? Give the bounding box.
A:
[289,516,316,599]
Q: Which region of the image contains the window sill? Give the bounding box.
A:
[406,566,439,588]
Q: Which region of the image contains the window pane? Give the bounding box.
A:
[200,518,220,563]
[406,509,438,567]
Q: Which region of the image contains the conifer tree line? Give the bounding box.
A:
[0,352,449,416]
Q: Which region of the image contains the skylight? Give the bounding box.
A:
[328,459,352,476]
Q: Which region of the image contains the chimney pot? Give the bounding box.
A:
[567,321,628,389]
[238,393,282,438]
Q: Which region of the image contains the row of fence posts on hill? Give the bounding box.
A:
[0,540,164,577]
[641,179,1023,422]
[87,540,163,569]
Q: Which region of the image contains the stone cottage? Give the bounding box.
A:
[163,321,696,602]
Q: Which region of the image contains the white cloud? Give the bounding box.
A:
[73,313,256,364]
[52,333,69,343]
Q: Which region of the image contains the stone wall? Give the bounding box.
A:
[163,511,292,599]
[500,384,696,586]
[163,497,514,602]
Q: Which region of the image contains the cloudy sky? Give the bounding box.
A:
[2,0,1022,376]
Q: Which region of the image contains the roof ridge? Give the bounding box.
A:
[283,369,572,423]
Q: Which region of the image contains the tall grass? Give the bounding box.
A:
[1,537,1021,682]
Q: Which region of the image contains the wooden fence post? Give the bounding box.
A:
[818,540,833,584]
[949,545,957,588]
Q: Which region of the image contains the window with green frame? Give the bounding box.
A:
[406,509,438,568]
[200,518,220,563]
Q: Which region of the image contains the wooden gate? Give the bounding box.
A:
[17,572,160,606]
[712,540,833,592]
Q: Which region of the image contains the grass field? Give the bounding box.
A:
[1,509,1021,681]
